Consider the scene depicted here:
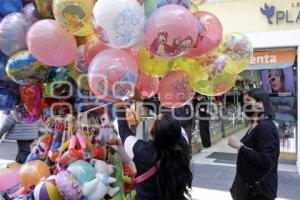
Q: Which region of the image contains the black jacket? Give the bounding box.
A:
[237,118,280,199]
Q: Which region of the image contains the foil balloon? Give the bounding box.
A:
[19,160,51,190]
[23,3,39,24]
[0,50,9,80]
[144,0,191,17]
[34,179,63,200]
[138,48,171,77]
[67,160,95,186]
[189,53,237,96]
[67,65,90,90]
[0,80,19,111]
[75,41,109,72]
[33,0,54,19]
[92,0,145,49]
[218,32,253,73]
[26,19,77,66]
[0,0,23,17]
[20,85,42,121]
[88,49,139,100]
[137,72,159,98]
[186,11,223,58]
[53,0,94,36]
[144,5,198,59]
[158,70,194,108]
[6,51,51,85]
[56,170,83,200]
[0,13,30,56]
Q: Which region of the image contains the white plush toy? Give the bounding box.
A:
[82,159,119,200]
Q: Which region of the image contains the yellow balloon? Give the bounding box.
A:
[189,53,237,96]
[172,56,199,75]
[190,2,199,13]
[138,48,172,77]
[67,65,90,90]
[53,0,94,36]
[218,32,253,73]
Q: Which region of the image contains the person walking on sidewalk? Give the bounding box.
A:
[228,88,279,200]
[116,103,193,200]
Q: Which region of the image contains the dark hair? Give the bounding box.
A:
[268,69,285,92]
[151,114,193,200]
[245,88,275,119]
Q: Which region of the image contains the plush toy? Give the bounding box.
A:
[81,159,119,200]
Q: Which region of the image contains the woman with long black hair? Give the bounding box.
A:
[116,105,193,200]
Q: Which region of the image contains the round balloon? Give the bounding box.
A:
[19,160,51,190]
[6,51,51,85]
[172,56,199,76]
[92,0,145,49]
[189,53,237,96]
[144,5,198,59]
[138,48,171,77]
[0,50,9,80]
[0,163,21,194]
[186,11,223,58]
[144,0,191,17]
[33,0,54,19]
[158,70,194,108]
[34,179,63,200]
[0,13,30,56]
[23,3,39,24]
[53,0,94,36]
[20,85,42,120]
[0,0,23,17]
[88,49,139,100]
[56,170,83,200]
[218,32,253,73]
[137,72,159,98]
[27,19,77,66]
[75,41,108,72]
[23,0,33,5]
[67,160,95,186]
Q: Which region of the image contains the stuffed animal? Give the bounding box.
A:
[81,159,119,200]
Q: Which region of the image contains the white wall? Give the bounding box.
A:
[246,30,300,174]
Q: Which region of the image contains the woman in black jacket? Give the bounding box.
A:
[116,105,193,200]
[228,88,280,200]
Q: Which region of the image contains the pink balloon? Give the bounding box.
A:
[88,49,139,100]
[0,164,21,193]
[144,5,198,59]
[23,3,39,25]
[186,11,223,58]
[26,19,77,66]
[75,41,109,72]
[137,72,159,98]
[158,70,194,108]
[0,13,30,56]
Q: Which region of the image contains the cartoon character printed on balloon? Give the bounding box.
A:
[193,22,206,49]
[61,5,86,32]
[170,78,191,102]
[223,36,251,60]
[150,32,194,57]
[208,62,226,81]
[92,14,110,44]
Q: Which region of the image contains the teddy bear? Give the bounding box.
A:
[81,159,119,200]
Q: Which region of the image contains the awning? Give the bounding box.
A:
[246,49,296,70]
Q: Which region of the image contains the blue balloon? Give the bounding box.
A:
[0,50,9,80]
[0,0,23,17]
[144,0,191,17]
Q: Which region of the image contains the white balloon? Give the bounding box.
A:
[92,0,145,49]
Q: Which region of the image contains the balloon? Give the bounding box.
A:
[189,53,237,96]
[0,80,19,111]
[144,5,198,59]
[34,179,63,200]
[6,51,51,85]
[67,65,90,90]
[56,170,83,200]
[23,0,33,5]
[0,0,23,17]
[33,0,54,19]
[172,56,199,76]
[26,19,77,66]
[218,32,253,73]
[158,70,194,108]
[0,163,21,194]
[20,85,42,120]
[0,50,9,80]
[138,48,171,77]
[190,2,199,13]
[53,0,93,36]
[186,11,223,58]
[75,41,109,72]
[67,160,95,186]
[23,3,39,24]
[0,13,30,56]
[137,72,159,98]
[19,160,51,190]
[144,0,191,17]
[88,49,139,100]
[92,0,145,49]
